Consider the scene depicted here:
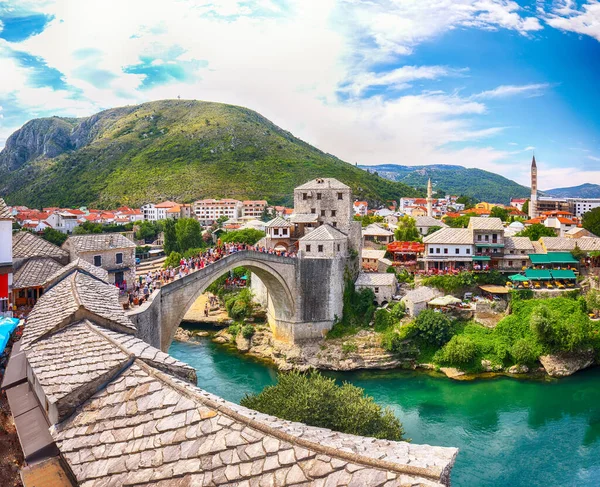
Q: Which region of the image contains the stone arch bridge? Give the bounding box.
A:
[128,250,346,351]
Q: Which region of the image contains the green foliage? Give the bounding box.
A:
[353,214,384,227]
[510,289,534,301]
[342,341,358,354]
[444,214,473,228]
[373,309,392,332]
[490,206,509,221]
[73,221,103,234]
[582,207,600,237]
[220,229,265,245]
[182,247,204,259]
[586,290,600,315]
[510,339,539,365]
[40,228,68,246]
[522,199,529,216]
[389,301,406,322]
[240,371,406,441]
[163,218,178,254]
[327,276,376,338]
[136,220,163,242]
[394,215,421,242]
[456,195,478,209]
[394,269,414,284]
[413,309,453,346]
[530,302,591,353]
[426,225,442,236]
[516,223,556,241]
[163,251,182,268]
[228,323,241,338]
[423,271,504,293]
[206,266,248,297]
[175,218,203,253]
[225,288,255,321]
[241,324,255,339]
[2,100,422,209]
[135,245,151,256]
[571,244,586,262]
[438,335,479,365]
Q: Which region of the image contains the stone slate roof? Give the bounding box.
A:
[423,228,473,245]
[13,231,69,261]
[299,224,347,241]
[541,236,600,252]
[44,258,109,288]
[289,213,319,224]
[362,249,386,260]
[415,216,448,228]
[295,178,350,191]
[27,320,131,408]
[51,363,455,487]
[402,287,439,304]
[504,236,534,251]
[265,216,292,228]
[355,273,397,287]
[22,270,136,349]
[468,217,504,231]
[362,223,394,237]
[0,197,12,220]
[65,233,136,253]
[12,257,64,289]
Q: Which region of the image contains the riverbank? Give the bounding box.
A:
[175,324,598,380]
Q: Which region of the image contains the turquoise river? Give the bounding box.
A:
[170,336,600,487]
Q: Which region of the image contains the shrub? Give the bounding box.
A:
[163,251,182,269]
[389,301,406,322]
[225,288,255,321]
[241,371,406,441]
[440,335,478,365]
[342,341,358,354]
[414,310,453,346]
[228,323,241,338]
[374,309,392,332]
[241,324,255,339]
[183,247,204,259]
[510,339,539,364]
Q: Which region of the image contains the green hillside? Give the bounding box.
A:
[0,100,421,208]
[360,164,531,204]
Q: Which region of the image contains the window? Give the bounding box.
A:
[485,235,489,242]
[436,248,440,254]
[331,210,336,217]
[303,193,308,200]
[274,228,279,236]
[477,235,482,241]
[466,248,471,254]
[455,248,460,254]
[94,255,102,267]
[337,192,343,200]
[337,244,341,251]
[321,210,326,216]
[317,193,322,200]
[429,247,434,254]
[444,248,448,254]
[522,261,526,267]
[305,245,311,252]
[508,261,513,267]
[318,245,324,252]
[311,208,316,214]
[374,287,380,294]
[116,252,123,264]
[332,222,337,227]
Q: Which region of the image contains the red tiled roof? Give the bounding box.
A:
[154,201,179,208]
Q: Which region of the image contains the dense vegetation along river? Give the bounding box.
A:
[170,337,600,487]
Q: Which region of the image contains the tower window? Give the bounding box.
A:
[337,192,343,200]
[318,245,324,252]
[303,193,308,200]
[317,193,322,200]
[331,210,336,217]
[311,208,316,214]
[305,245,311,252]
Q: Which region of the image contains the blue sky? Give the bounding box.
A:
[1,0,600,189]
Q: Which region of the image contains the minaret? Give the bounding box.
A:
[426,178,433,218]
[529,155,537,219]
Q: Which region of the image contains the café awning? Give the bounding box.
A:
[550,269,577,280]
[472,256,491,261]
[525,269,552,280]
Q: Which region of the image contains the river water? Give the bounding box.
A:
[170,336,600,487]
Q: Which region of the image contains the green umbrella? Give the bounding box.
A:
[509,274,528,282]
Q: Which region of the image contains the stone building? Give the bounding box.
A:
[298,224,348,259]
[3,258,458,486]
[402,287,440,317]
[469,217,505,269]
[355,272,398,305]
[362,223,394,248]
[263,216,293,251]
[293,178,353,233]
[62,233,136,290]
[415,216,448,236]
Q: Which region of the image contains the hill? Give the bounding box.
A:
[0,100,421,208]
[359,164,530,204]
[544,183,600,198]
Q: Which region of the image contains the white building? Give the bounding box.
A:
[141,201,179,221]
[415,216,448,236]
[193,199,243,225]
[45,210,81,234]
[242,200,268,219]
[421,228,474,271]
[353,201,368,216]
[355,273,397,306]
[568,198,600,218]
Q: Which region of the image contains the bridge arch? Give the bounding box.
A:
[157,251,298,350]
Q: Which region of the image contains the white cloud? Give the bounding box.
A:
[544,0,600,42]
[588,155,600,162]
[473,83,550,99]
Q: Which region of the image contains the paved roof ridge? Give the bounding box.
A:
[44,258,109,291]
[137,360,446,482]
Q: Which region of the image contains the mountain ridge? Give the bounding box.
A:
[0,99,422,208]
[543,183,600,198]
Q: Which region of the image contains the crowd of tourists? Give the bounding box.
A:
[125,242,296,308]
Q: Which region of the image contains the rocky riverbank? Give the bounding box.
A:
[207,326,597,379]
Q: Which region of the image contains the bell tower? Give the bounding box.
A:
[529,155,537,218]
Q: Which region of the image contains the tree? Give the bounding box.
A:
[426,225,442,236]
[41,228,68,246]
[445,215,472,228]
[73,221,103,234]
[490,206,509,222]
[225,288,255,320]
[582,207,600,237]
[516,223,556,241]
[136,221,161,242]
[522,200,529,217]
[456,195,477,209]
[571,244,586,263]
[585,290,600,318]
[354,214,384,227]
[394,215,421,242]
[220,229,265,245]
[241,371,406,441]
[163,251,182,268]
[413,309,453,346]
[175,218,203,253]
[439,335,478,365]
[163,218,179,255]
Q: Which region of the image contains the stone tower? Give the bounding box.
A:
[529,155,537,218]
[426,178,433,217]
